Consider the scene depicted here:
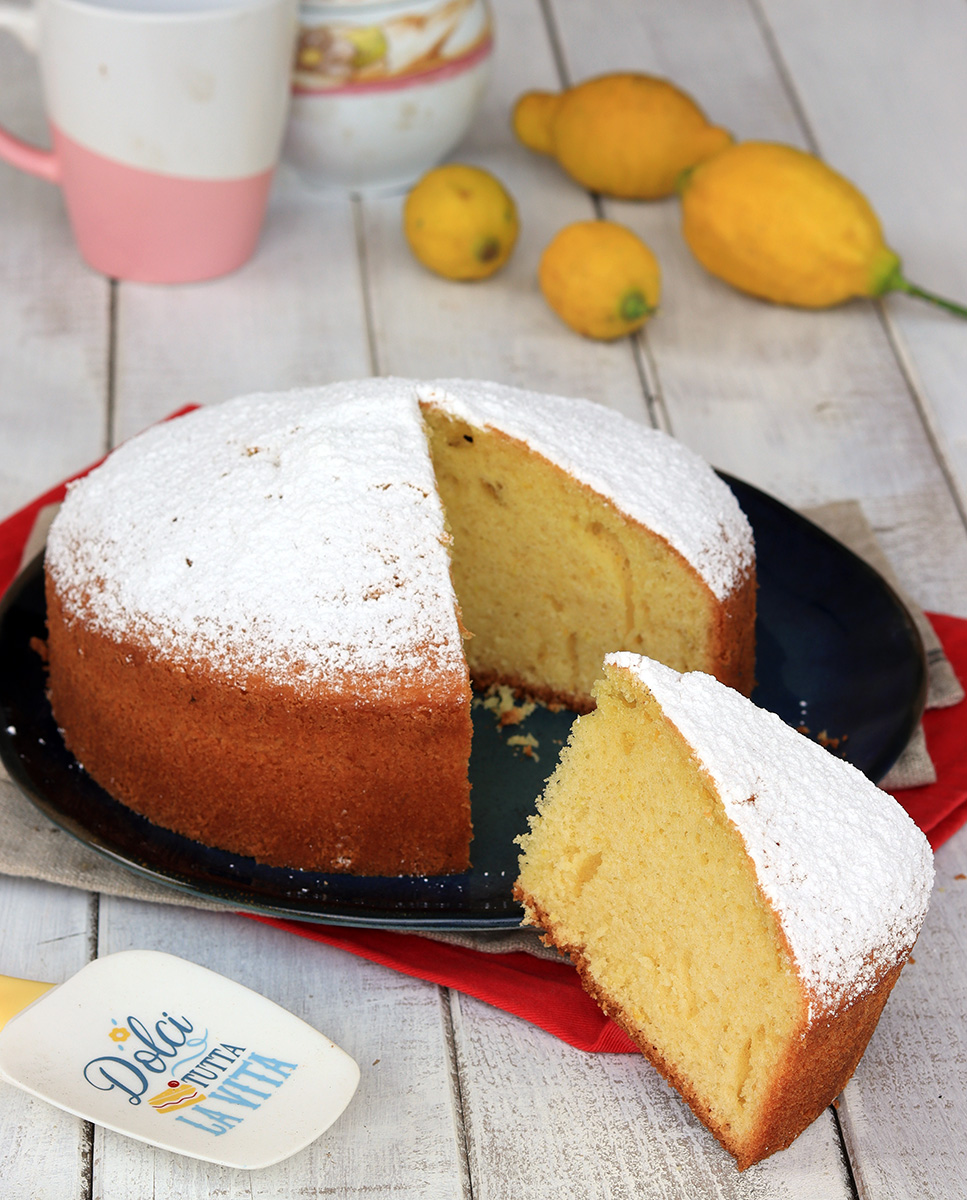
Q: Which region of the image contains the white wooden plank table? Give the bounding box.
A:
[2,1,967,1196]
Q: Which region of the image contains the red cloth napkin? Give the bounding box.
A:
[887,612,967,849]
[251,917,642,1052]
[2,459,965,1055]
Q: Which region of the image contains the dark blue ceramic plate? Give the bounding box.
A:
[0,475,926,930]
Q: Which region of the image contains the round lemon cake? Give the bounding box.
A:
[44,378,756,875]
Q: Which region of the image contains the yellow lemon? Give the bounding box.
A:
[679,142,898,306]
[404,164,519,281]
[539,220,661,340]
[512,91,562,156]
[680,141,967,316]
[513,73,731,200]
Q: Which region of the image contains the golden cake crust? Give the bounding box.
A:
[46,581,473,876]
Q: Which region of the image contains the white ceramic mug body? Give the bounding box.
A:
[285,0,492,193]
[0,0,299,281]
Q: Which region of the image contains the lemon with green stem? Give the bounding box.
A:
[679,141,967,316]
[404,164,519,281]
[539,221,661,340]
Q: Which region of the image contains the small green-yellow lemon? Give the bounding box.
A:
[539,220,661,339]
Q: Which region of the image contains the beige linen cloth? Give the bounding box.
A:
[0,501,961,958]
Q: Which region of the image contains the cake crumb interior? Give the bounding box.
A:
[422,406,718,710]
[516,667,804,1145]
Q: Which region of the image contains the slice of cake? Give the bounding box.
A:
[514,653,933,1169]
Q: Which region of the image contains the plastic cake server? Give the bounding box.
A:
[0,949,360,1169]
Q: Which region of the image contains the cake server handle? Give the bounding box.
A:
[0,974,56,1033]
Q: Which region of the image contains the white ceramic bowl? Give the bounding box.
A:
[284,0,492,193]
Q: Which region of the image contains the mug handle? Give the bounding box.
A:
[0,2,60,183]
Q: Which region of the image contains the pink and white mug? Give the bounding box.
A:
[0,0,299,282]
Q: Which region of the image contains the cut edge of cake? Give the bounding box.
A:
[514,653,933,1169]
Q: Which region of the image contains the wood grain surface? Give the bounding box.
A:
[1,1,965,1196]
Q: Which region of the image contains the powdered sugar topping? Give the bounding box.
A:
[47,376,754,698]
[606,652,934,1014]
[47,381,466,695]
[419,379,753,600]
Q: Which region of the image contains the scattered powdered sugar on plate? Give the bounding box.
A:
[606,652,934,1015]
[47,380,466,695]
[419,379,754,601]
